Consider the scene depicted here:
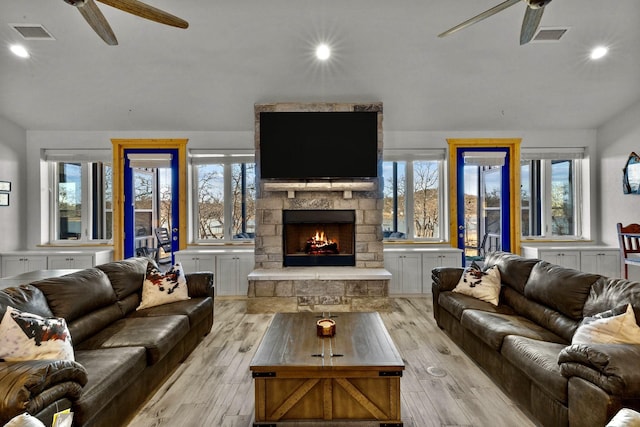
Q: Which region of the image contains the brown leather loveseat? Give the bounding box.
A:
[432,251,640,427]
[0,257,214,427]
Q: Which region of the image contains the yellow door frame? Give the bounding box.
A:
[447,138,522,255]
[111,138,188,260]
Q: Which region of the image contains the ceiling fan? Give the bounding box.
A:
[63,0,188,45]
[438,0,553,45]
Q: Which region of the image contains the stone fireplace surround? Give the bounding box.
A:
[247,102,391,313]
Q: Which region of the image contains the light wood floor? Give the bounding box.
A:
[127,297,537,427]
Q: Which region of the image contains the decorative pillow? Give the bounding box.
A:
[0,306,74,362]
[3,413,46,427]
[137,262,190,310]
[572,304,640,345]
[452,264,502,306]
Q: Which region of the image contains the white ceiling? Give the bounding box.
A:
[1,0,639,132]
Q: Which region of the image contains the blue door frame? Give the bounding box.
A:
[123,148,180,260]
[456,147,511,257]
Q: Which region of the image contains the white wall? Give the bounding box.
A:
[597,99,640,248]
[25,129,598,250]
[0,117,27,251]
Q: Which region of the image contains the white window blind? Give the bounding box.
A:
[521,147,585,160]
[44,149,111,162]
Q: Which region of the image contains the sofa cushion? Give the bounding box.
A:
[438,291,514,321]
[502,287,578,343]
[524,261,601,320]
[75,315,189,365]
[572,304,640,345]
[461,309,566,351]
[130,297,213,329]
[73,347,147,426]
[453,265,501,305]
[96,257,149,301]
[66,304,124,346]
[137,263,190,311]
[583,277,640,318]
[0,307,74,362]
[31,269,117,323]
[484,251,540,294]
[0,285,53,319]
[501,335,568,403]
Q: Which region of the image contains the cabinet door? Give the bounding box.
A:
[237,254,253,295]
[2,256,26,277]
[542,251,580,270]
[384,253,404,294]
[48,255,93,269]
[216,255,239,296]
[385,253,421,294]
[24,256,48,273]
[581,251,620,278]
[439,253,462,268]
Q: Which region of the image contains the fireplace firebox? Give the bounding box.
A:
[283,210,355,267]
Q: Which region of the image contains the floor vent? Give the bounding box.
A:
[9,24,55,40]
[532,27,569,42]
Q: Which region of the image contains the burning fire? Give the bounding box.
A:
[305,229,339,254]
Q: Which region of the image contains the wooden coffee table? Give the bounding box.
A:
[250,312,404,426]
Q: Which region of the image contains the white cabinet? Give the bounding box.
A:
[384,252,423,294]
[2,256,48,277]
[174,253,216,274]
[580,249,620,277]
[1,250,113,278]
[422,252,463,274]
[47,255,94,269]
[521,246,620,277]
[216,253,253,296]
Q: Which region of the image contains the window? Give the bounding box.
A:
[191,151,256,242]
[382,150,445,240]
[521,149,584,239]
[46,150,112,243]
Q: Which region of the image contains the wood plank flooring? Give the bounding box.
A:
[127,297,536,427]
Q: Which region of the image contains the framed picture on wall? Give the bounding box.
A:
[0,181,10,192]
[0,193,8,206]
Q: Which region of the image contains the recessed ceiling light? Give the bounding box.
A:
[315,43,331,61]
[590,45,608,60]
[9,44,30,58]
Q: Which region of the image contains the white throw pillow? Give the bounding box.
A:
[137,262,190,310]
[572,304,640,345]
[452,265,502,306]
[0,306,74,362]
[3,413,46,427]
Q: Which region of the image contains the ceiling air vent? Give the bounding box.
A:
[9,24,55,40]
[532,27,568,42]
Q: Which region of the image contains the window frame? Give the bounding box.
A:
[520,149,584,240]
[190,150,256,244]
[383,150,446,242]
[46,150,113,245]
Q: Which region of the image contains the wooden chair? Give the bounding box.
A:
[154,227,173,264]
[617,223,640,279]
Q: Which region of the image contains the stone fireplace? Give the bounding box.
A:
[247,102,391,313]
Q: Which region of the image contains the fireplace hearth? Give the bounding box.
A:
[283,210,355,267]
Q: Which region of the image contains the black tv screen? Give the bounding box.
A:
[259,111,378,179]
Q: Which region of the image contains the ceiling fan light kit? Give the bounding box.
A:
[63,0,188,45]
[438,0,555,45]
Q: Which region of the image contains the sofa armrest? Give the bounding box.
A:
[558,344,640,396]
[432,267,464,292]
[185,272,214,299]
[431,267,464,328]
[0,360,88,423]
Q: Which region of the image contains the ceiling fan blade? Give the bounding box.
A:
[520,6,545,45]
[77,0,118,45]
[438,0,521,38]
[97,0,188,29]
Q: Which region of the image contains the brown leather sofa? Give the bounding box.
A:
[0,257,214,427]
[432,251,640,427]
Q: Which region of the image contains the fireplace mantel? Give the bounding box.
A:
[263,180,377,199]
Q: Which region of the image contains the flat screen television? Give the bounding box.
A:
[259,111,378,179]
